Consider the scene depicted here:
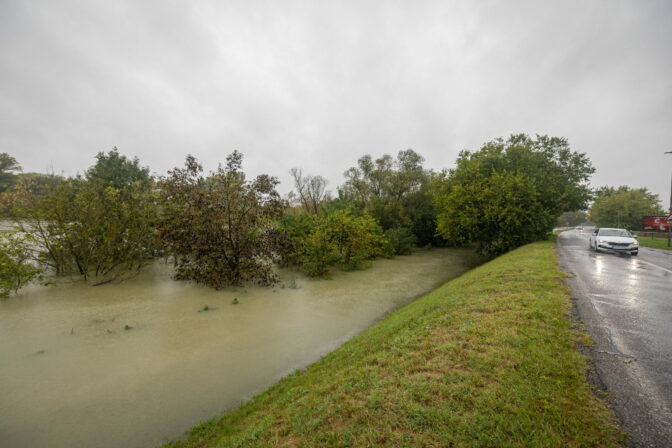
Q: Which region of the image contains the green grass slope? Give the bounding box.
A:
[166,240,624,448]
[637,237,672,251]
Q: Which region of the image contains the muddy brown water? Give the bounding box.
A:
[0,249,478,448]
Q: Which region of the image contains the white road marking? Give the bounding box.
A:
[636,258,672,275]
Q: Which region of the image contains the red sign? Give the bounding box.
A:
[642,216,672,231]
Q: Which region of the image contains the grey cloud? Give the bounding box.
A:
[1,0,671,203]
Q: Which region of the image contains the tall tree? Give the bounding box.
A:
[0,153,21,192]
[290,168,330,214]
[86,147,151,189]
[433,134,594,257]
[340,149,438,248]
[589,186,665,230]
[5,150,157,281]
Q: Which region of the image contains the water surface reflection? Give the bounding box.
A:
[0,248,478,448]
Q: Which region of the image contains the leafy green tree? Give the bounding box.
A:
[324,209,384,270]
[277,208,385,277]
[0,153,21,192]
[273,212,315,267]
[0,233,42,297]
[86,147,151,189]
[1,173,63,217]
[159,152,285,288]
[298,220,341,277]
[4,176,70,275]
[339,149,439,250]
[589,186,665,230]
[433,134,594,257]
[401,173,444,246]
[5,150,157,282]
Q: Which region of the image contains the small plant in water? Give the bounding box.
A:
[232,297,239,304]
[198,305,210,312]
[124,324,132,331]
[287,277,299,289]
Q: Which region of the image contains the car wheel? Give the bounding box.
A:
[631,251,638,256]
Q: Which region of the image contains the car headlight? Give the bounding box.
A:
[633,240,639,246]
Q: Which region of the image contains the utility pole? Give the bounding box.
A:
[665,151,672,247]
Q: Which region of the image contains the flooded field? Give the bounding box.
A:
[0,249,478,448]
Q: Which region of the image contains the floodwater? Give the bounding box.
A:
[0,249,478,448]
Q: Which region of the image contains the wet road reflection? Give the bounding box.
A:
[558,230,672,447]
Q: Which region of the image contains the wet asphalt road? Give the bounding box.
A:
[557,229,672,447]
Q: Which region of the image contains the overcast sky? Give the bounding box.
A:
[1,0,671,207]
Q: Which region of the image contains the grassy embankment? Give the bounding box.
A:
[165,240,624,447]
[637,237,672,251]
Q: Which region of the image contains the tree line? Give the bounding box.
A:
[0,134,597,296]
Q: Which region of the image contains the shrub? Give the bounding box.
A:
[383,227,416,256]
[0,233,42,297]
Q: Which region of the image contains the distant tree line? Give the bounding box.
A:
[556,211,588,227]
[588,186,665,230]
[0,134,599,296]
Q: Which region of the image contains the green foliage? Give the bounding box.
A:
[322,209,384,271]
[556,210,588,227]
[299,220,341,277]
[433,134,594,257]
[274,212,315,267]
[339,149,440,250]
[0,172,64,216]
[0,233,42,297]
[383,227,416,256]
[589,186,665,230]
[159,152,285,288]
[85,147,151,190]
[278,209,386,277]
[5,149,158,281]
[0,153,21,193]
[401,174,444,246]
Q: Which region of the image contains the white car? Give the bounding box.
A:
[589,228,639,256]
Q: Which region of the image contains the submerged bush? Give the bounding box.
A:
[159,152,285,288]
[279,209,385,277]
[5,148,158,281]
[0,233,42,297]
[383,227,416,256]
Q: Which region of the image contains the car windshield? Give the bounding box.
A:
[600,229,631,237]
